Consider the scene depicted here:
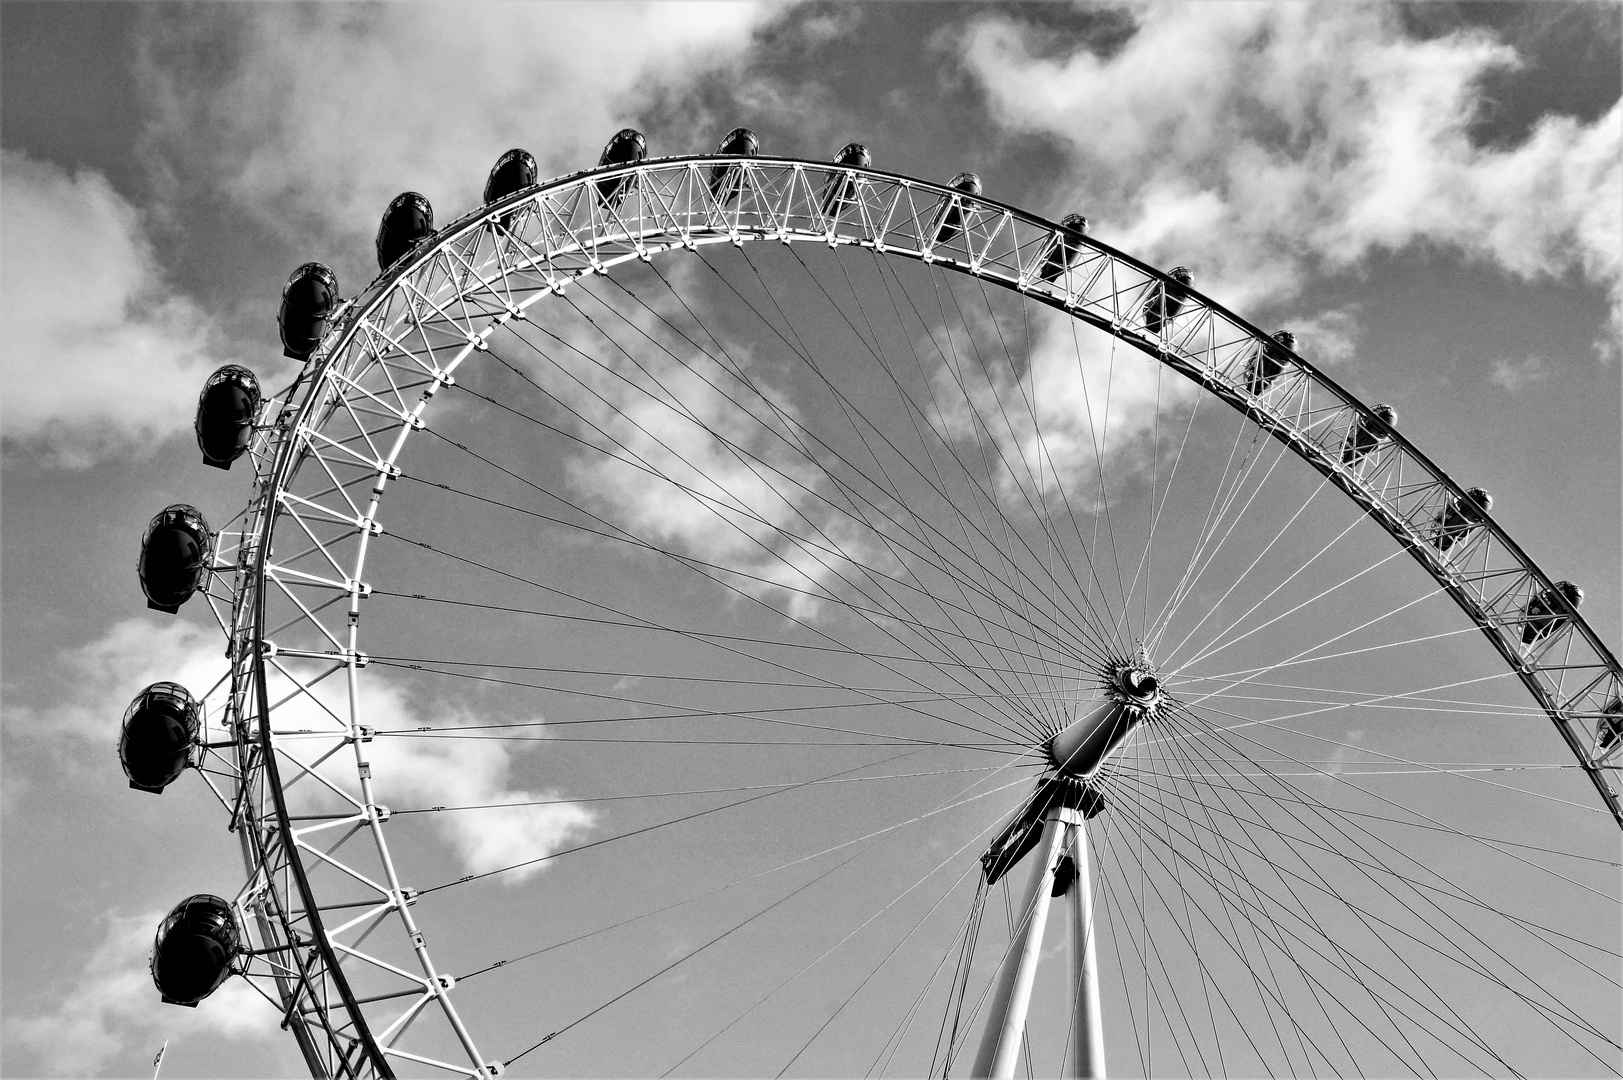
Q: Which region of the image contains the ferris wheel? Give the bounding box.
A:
[120,129,1623,1078]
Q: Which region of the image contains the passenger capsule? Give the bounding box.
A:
[138,504,212,614]
[1248,329,1296,396]
[820,142,872,219]
[119,682,200,793]
[375,192,434,272]
[194,365,261,470]
[151,895,240,1007]
[276,262,340,361]
[930,172,983,247]
[1433,487,1491,553]
[594,128,647,211]
[1037,213,1090,284]
[1341,403,1397,467]
[707,127,760,205]
[484,148,538,206]
[1143,266,1193,335]
[1522,580,1583,646]
[1598,698,1623,753]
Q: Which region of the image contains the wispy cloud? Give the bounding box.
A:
[7,618,594,882]
[135,3,780,290]
[953,2,1621,340]
[1488,354,1551,391]
[0,151,238,466]
[2,909,280,1077]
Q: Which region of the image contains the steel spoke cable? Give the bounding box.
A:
[862,250,1123,657]
[1117,713,1243,1074]
[1137,704,1329,1076]
[1152,406,1322,660]
[590,264,1084,734]
[701,243,1120,676]
[1134,732,1616,1069]
[1099,760,1483,1074]
[471,325,1079,746]
[1148,406,1281,652]
[1096,776,1357,1076]
[462,338,1057,749]
[1154,470,1349,672]
[389,765,1009,818]
[455,762,1041,984]
[499,823,881,1069]
[768,243,1112,716]
[836,258,1063,734]
[747,819,997,1077]
[1156,697,1623,913]
[1171,545,1428,677]
[1092,769,1476,1075]
[368,654,1081,714]
[1162,693,1614,817]
[1123,714,1487,1073]
[374,532,1043,750]
[1153,704,1620,1054]
[558,274,1085,728]
[419,748,923,895]
[905,255,1125,658]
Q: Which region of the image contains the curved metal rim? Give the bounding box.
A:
[233,152,1623,1077]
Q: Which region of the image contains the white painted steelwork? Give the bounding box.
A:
[176,152,1623,1078]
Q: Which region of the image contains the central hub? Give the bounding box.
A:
[1048,662,1164,777]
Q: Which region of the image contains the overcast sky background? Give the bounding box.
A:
[2,3,1619,1077]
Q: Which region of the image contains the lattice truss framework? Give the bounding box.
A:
[183,156,1623,1079]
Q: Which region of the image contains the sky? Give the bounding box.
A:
[2,3,1620,1078]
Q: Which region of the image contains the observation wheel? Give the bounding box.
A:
[130,138,1623,1079]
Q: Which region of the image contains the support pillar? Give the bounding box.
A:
[970,806,1069,1078]
[1068,817,1106,1079]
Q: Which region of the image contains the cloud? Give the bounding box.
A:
[8,618,593,881]
[3,909,279,1077]
[135,3,781,286]
[925,293,1194,506]
[1488,354,1551,391]
[954,2,1622,339]
[0,151,234,466]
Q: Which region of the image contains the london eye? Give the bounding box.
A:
[124,130,1623,1078]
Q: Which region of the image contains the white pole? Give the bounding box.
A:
[1068,816,1106,1079]
[971,807,1068,1078]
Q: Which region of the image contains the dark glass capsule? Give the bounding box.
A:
[138,504,212,614]
[1247,329,1296,396]
[151,895,240,1007]
[1433,487,1492,553]
[931,172,983,247]
[194,365,261,471]
[484,148,538,205]
[707,127,760,205]
[1522,580,1583,645]
[594,129,647,211]
[375,192,434,272]
[1598,699,1623,753]
[820,142,872,219]
[1143,265,1193,335]
[1342,403,1397,467]
[119,682,200,793]
[277,262,340,361]
[1037,213,1090,284]
[484,149,538,231]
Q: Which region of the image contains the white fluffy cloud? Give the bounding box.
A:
[137,3,779,272]
[0,152,231,465]
[3,909,280,1077]
[10,617,592,882]
[956,2,1622,338]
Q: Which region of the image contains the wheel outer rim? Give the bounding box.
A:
[224,154,1623,1077]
